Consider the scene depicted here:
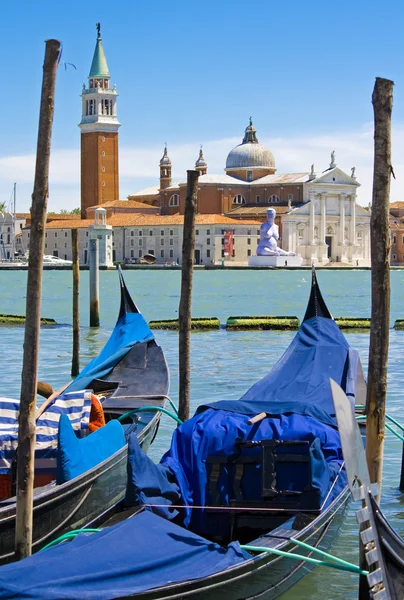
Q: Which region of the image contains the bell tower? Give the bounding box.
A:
[79,24,120,219]
[195,146,207,176]
[159,145,172,190]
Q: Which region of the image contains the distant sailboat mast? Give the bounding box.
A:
[12,182,16,260]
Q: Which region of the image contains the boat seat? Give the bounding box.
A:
[206,438,322,513]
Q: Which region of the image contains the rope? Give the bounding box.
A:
[386,413,404,433]
[118,406,183,426]
[385,422,404,443]
[40,528,101,552]
[356,415,404,442]
[320,461,345,511]
[240,544,368,575]
[265,533,363,571]
[143,503,321,513]
[168,398,179,415]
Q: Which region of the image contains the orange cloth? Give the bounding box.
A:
[0,474,12,500]
[0,473,54,500]
[89,394,106,433]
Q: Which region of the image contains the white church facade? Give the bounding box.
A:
[281,165,371,266]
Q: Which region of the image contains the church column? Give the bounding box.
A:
[339,194,345,246]
[309,193,315,244]
[350,194,356,244]
[320,193,326,244]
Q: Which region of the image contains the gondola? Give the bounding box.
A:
[0,269,366,599]
[0,267,169,565]
[331,380,404,600]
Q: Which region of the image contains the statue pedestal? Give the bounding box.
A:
[248,255,303,267]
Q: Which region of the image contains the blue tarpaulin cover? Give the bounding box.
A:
[148,316,355,535]
[66,312,154,393]
[147,410,346,535]
[0,510,249,599]
[199,317,359,428]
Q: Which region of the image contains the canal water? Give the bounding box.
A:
[1,268,404,599]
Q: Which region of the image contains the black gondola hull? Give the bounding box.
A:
[115,488,350,600]
[0,405,162,565]
[0,268,170,565]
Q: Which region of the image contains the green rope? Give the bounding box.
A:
[118,406,183,426]
[40,528,101,552]
[386,413,404,433]
[385,422,404,443]
[287,536,364,570]
[241,544,368,576]
[168,398,179,415]
[356,415,404,442]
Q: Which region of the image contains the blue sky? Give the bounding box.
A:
[1,0,403,212]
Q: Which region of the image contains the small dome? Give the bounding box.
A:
[160,145,171,166]
[225,119,275,172]
[195,147,207,169]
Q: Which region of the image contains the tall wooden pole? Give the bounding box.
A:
[178,170,199,423]
[366,77,394,499]
[359,77,394,600]
[71,228,80,376]
[15,39,61,560]
[89,238,100,327]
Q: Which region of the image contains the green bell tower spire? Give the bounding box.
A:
[89,23,110,78]
[79,24,120,219]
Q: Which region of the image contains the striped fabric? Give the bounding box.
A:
[0,391,92,475]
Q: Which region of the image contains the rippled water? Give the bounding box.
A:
[1,268,404,599]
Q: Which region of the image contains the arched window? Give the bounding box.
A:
[233,194,246,205]
[269,194,280,203]
[169,194,179,207]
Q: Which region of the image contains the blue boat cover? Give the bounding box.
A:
[66,312,154,393]
[0,510,249,599]
[131,410,346,536]
[201,316,359,428]
[125,316,355,536]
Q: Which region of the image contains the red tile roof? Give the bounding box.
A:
[37,214,262,230]
[87,200,154,210]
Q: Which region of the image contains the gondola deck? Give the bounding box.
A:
[0,268,169,564]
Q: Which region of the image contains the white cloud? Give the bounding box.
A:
[1,123,403,212]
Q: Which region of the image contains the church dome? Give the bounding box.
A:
[160,145,171,166]
[225,119,276,174]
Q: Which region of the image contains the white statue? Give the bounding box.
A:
[256,208,296,256]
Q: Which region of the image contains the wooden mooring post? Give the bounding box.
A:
[71,228,80,376]
[178,170,199,423]
[89,238,100,327]
[359,76,394,599]
[15,39,61,561]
